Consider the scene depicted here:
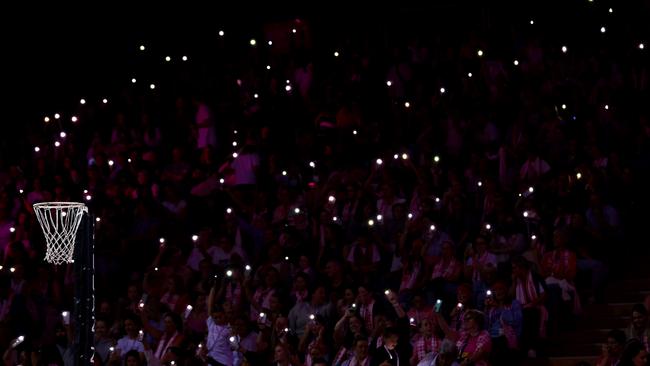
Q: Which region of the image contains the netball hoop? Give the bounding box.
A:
[33,202,88,265]
[33,201,95,366]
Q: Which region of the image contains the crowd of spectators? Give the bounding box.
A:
[1,4,650,366]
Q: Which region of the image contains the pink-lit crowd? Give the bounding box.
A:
[1,7,650,366]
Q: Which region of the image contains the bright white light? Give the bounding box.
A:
[292,28,297,34]
[229,336,235,343]
[282,170,287,176]
[131,78,136,84]
[85,194,92,201]
[561,46,568,53]
[604,104,609,110]
[434,155,440,163]
[218,30,224,37]
[523,211,529,218]
[561,104,567,110]
[285,85,292,92]
[440,87,446,94]
[232,141,238,147]
[83,189,88,194]
[401,153,408,160]
[600,26,606,33]
[430,225,436,231]
[102,98,108,104]
[513,59,519,66]
[477,181,483,187]
[245,265,252,271]
[226,208,233,214]
[192,235,198,242]
[139,45,145,51]
[608,7,613,13]
[485,223,491,230]
[54,141,61,147]
[80,99,86,104]
[334,51,340,57]
[376,214,383,221]
[576,172,582,179]
[18,189,23,194]
[182,56,188,61]
[127,158,132,163]
[386,80,392,87]
[531,234,537,240]
[9,267,15,273]
[328,195,335,203]
[384,290,390,295]
[44,116,50,123]
[468,72,473,78]
[34,146,40,152]
[150,84,156,90]
[60,131,66,138]
[249,39,257,46]
[159,238,165,244]
[54,113,60,119]
[368,219,374,227]
[332,216,338,222]
[528,186,534,193]
[393,154,399,160]
[352,130,357,135]
[266,65,271,70]
[9,227,15,233]
[226,270,233,277]
[309,161,316,168]
[219,178,225,184]
[639,43,645,50]
[165,56,171,62]
[267,41,273,46]
[407,213,413,219]
[96,217,101,222]
[530,19,534,25]
[477,49,484,57]
[71,116,78,122]
[435,197,440,203]
[376,158,383,165]
[254,93,259,99]
[294,208,300,214]
[108,160,114,167]
[404,102,410,108]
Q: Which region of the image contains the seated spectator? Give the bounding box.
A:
[624,304,650,351]
[417,339,460,366]
[618,339,648,366]
[340,336,372,366]
[595,329,626,366]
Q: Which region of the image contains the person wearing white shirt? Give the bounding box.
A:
[207,281,233,366]
[116,317,145,362]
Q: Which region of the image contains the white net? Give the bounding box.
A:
[33,202,88,265]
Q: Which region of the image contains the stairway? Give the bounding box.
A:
[546,257,650,366]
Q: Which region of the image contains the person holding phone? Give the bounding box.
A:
[206,280,233,366]
[116,316,146,363]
